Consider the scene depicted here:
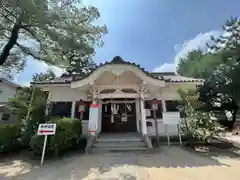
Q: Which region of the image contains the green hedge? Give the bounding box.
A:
[30,117,82,156]
[0,124,22,153]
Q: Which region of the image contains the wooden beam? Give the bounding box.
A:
[95,84,140,91]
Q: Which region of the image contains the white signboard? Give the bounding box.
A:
[162,112,182,147]
[37,123,56,166]
[37,123,56,135]
[163,112,181,125]
[145,109,151,117]
[88,104,99,133]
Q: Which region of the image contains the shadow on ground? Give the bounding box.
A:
[185,142,240,160]
[1,143,240,180]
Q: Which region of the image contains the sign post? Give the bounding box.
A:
[37,123,56,166]
[41,135,48,166]
[150,98,160,146]
[163,112,181,147]
[165,124,170,146]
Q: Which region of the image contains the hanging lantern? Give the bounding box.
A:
[78,99,85,112]
[150,98,160,111]
[150,98,161,146]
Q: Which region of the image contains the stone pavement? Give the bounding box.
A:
[1,146,240,180]
[218,133,240,148]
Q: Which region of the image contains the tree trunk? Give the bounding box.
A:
[0,23,21,65]
[232,106,239,130]
[232,109,237,123]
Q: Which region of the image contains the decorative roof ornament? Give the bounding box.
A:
[111,56,125,63]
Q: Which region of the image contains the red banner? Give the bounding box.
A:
[90,104,99,108]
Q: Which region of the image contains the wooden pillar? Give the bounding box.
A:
[140,96,147,135]
[88,84,99,136]
[162,99,166,112]
[97,100,102,133]
[71,101,76,118]
[135,99,140,132]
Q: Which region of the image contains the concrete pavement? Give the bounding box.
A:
[1,146,240,180]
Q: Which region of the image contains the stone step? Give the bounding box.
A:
[90,133,150,153]
[93,141,146,148]
[96,137,143,143]
[91,146,148,153]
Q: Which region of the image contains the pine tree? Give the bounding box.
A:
[208,17,240,101]
[199,17,240,126]
[209,17,240,57]
[0,0,107,69]
[65,53,97,76]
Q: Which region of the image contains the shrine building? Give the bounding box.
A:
[32,56,203,151]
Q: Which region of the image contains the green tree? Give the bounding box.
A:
[0,48,25,80]
[178,89,224,143]
[7,70,56,145]
[209,17,240,57]
[198,17,240,126]
[66,54,97,75]
[177,50,204,78]
[206,17,240,101]
[177,50,224,79]
[0,0,107,67]
[32,70,56,82]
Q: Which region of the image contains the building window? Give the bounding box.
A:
[75,101,91,120]
[145,100,163,119]
[51,102,72,118]
[180,110,186,118]
[165,100,181,112]
[1,114,10,121]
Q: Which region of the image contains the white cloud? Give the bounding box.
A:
[153,63,175,72]
[16,58,65,86]
[26,58,65,77]
[21,81,31,87]
[173,30,221,64]
[34,61,65,77]
[153,30,222,72]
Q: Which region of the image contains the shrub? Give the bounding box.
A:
[30,117,82,156]
[0,124,22,153]
[178,89,225,143]
[180,104,224,143]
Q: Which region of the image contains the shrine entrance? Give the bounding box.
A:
[101,98,137,132]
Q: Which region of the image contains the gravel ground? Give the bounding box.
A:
[1,146,240,180]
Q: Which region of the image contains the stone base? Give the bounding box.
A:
[143,134,153,148]
[85,134,96,154]
[232,121,240,135]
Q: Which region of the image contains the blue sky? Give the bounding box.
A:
[17,0,240,85]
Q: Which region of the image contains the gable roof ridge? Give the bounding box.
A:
[0,77,24,88]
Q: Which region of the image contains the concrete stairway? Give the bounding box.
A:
[92,133,148,153]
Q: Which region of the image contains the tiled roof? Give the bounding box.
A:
[0,77,24,88]
[151,73,204,83]
[71,56,164,81]
[32,56,204,85]
[32,76,72,85]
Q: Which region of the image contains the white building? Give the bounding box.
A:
[32,56,203,151]
[0,78,23,124]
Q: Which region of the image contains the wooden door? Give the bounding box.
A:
[102,100,137,132]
